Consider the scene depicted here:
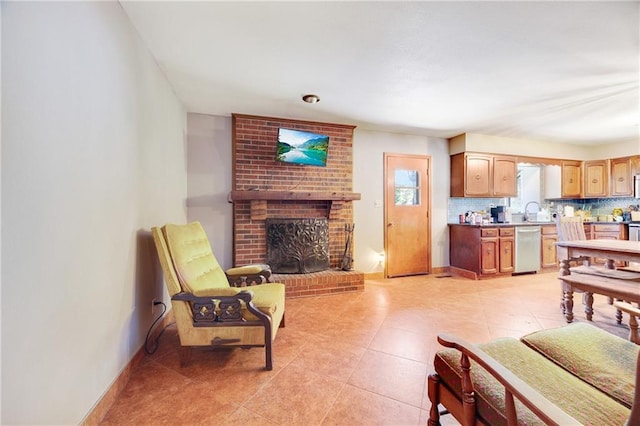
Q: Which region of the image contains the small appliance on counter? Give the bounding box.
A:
[491,206,507,223]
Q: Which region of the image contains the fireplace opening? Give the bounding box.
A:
[266,218,329,273]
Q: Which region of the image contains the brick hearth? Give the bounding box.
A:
[272,270,365,298]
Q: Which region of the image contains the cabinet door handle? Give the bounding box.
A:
[475,175,481,180]
[592,179,598,184]
[618,177,624,182]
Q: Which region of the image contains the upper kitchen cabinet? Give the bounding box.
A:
[583,160,608,198]
[561,160,582,198]
[610,156,633,197]
[632,155,640,176]
[493,156,518,196]
[450,153,517,197]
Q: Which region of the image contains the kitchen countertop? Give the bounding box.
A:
[449,221,634,227]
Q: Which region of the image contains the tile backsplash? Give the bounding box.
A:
[448,197,639,223]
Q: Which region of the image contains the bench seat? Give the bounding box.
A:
[559,273,640,322]
[571,265,640,281]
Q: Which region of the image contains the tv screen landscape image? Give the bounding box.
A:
[275,128,329,167]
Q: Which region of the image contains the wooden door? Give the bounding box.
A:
[384,153,431,278]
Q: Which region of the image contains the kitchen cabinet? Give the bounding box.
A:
[562,160,582,198]
[493,156,518,197]
[480,230,498,275]
[449,225,515,279]
[583,160,608,198]
[499,227,515,273]
[541,225,558,268]
[587,223,627,266]
[450,153,517,197]
[632,155,640,175]
[610,157,633,197]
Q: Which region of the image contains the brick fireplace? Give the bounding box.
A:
[230,113,364,298]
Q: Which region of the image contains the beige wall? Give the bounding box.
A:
[185,113,234,267]
[352,130,451,272]
[450,132,640,160]
[2,2,187,423]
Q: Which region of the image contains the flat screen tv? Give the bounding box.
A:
[275,128,329,167]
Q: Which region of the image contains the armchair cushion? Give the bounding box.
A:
[164,222,230,293]
[521,323,639,408]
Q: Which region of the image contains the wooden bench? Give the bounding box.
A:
[559,273,640,322]
[571,265,640,280]
[428,323,640,425]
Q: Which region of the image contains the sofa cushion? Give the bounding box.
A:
[434,337,630,425]
[521,323,639,408]
[164,222,230,293]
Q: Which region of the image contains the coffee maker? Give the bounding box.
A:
[491,206,507,223]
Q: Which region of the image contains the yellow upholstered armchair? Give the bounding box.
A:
[151,222,285,370]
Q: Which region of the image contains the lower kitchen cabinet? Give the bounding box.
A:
[481,236,498,275]
[541,225,558,268]
[499,227,515,273]
[450,225,515,279]
[588,223,628,266]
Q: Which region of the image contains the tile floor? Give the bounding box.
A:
[100,270,630,425]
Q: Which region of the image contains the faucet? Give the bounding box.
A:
[524,201,541,222]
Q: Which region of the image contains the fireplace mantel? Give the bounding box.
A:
[229,190,361,220]
[229,190,360,201]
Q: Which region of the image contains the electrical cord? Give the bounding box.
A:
[144,301,175,355]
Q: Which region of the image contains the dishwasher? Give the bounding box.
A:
[515,226,541,274]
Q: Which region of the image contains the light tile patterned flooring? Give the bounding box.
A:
[100,270,629,425]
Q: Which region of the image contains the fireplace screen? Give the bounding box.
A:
[266,218,330,273]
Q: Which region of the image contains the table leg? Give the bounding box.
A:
[605,258,624,323]
[563,287,574,323]
[616,299,623,324]
[583,292,593,321]
[559,259,571,314]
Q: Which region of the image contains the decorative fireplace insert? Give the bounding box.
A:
[266,218,329,273]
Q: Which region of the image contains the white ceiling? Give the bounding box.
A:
[120,1,640,146]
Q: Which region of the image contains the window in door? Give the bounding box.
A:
[395,169,420,205]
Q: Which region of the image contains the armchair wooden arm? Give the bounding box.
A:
[172,290,271,328]
[225,264,273,287]
[432,333,581,426]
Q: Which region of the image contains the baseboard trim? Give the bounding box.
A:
[431,266,450,275]
[80,310,174,425]
[364,271,385,280]
[364,267,450,281]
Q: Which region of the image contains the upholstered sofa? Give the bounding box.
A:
[428,323,640,425]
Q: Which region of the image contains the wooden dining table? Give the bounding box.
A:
[555,239,640,323]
